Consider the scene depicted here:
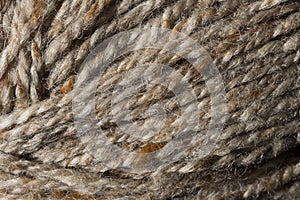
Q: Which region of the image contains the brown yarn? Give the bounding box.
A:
[0,0,299,199]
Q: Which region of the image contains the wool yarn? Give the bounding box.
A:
[0,0,299,199]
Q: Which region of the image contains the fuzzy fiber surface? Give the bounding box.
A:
[0,0,299,199]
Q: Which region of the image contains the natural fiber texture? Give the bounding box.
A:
[0,0,299,199]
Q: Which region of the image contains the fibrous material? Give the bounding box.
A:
[0,0,299,199]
